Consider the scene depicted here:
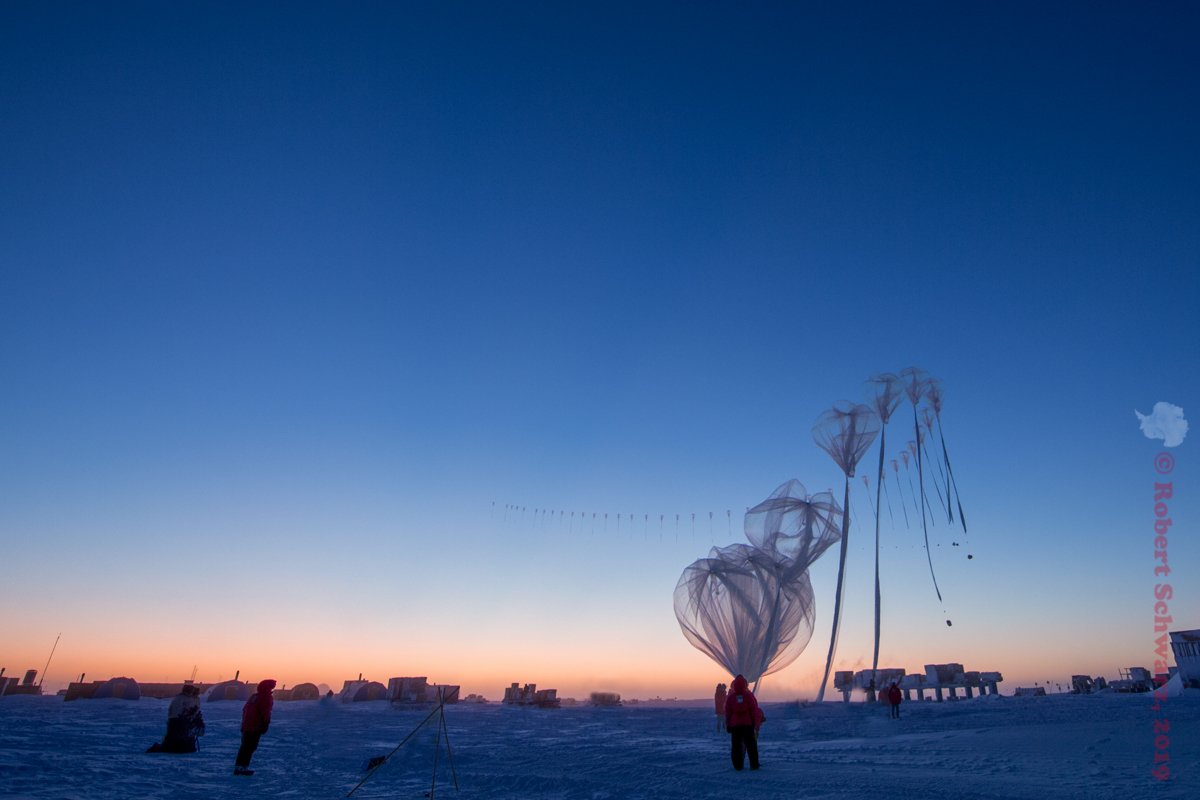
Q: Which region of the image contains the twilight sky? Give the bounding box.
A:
[1,1,1197,700]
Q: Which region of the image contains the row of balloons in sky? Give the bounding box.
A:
[496,503,738,540]
[673,367,967,698]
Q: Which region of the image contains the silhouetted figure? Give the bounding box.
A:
[147,684,205,753]
[724,674,763,771]
[887,682,902,719]
[234,679,276,776]
[714,683,727,731]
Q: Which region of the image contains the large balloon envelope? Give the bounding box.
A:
[673,543,816,684]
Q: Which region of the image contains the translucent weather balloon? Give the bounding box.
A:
[812,402,880,702]
[921,406,949,517]
[892,456,909,527]
[900,367,942,602]
[900,449,916,525]
[673,543,817,686]
[924,377,967,533]
[743,479,842,575]
[864,373,904,695]
[861,475,876,518]
[673,373,968,700]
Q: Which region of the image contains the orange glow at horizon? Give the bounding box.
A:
[7,619,1148,702]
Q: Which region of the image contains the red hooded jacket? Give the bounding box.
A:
[241,679,276,734]
[724,675,763,730]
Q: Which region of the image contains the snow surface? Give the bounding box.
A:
[1,692,1196,799]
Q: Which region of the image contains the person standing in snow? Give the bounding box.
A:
[887,682,902,719]
[234,679,276,776]
[147,684,205,753]
[724,674,763,771]
[714,683,727,732]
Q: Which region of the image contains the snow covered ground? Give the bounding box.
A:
[1,691,1196,800]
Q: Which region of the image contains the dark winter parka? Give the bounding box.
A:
[241,679,276,734]
[724,674,763,730]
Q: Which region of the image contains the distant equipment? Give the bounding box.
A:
[503,682,560,708]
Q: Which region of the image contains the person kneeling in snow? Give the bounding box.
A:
[234,679,276,776]
[724,674,764,771]
[147,684,205,753]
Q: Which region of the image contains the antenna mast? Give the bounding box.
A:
[37,633,61,687]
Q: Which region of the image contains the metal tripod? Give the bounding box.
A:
[346,687,459,798]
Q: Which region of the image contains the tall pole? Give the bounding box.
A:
[37,633,61,688]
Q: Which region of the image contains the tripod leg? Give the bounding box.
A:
[346,705,441,797]
[440,703,459,791]
[429,714,441,800]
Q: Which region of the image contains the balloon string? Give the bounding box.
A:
[871,425,886,688]
[914,406,942,603]
[939,422,967,533]
[815,476,852,703]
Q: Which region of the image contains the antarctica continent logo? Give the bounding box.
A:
[1136,402,1188,448]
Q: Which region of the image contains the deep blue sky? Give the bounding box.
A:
[1,2,1197,695]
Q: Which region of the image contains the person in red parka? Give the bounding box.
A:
[724,674,764,770]
[234,679,276,776]
[886,682,902,719]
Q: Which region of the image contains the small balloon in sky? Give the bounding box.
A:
[946,619,953,627]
